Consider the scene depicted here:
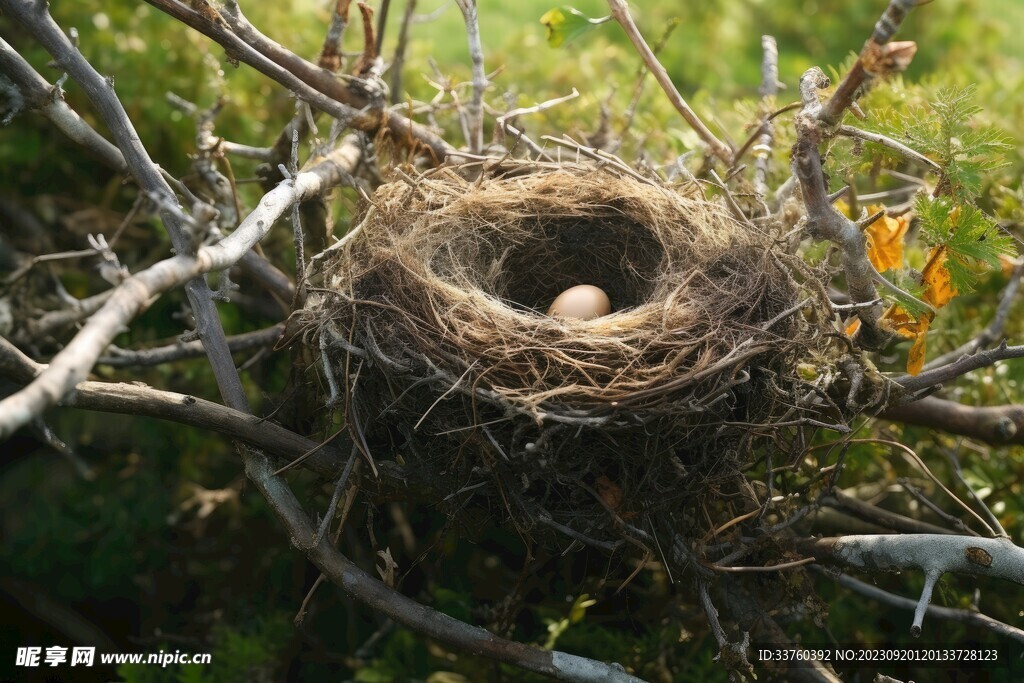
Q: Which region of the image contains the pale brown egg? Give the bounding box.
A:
[547,285,612,320]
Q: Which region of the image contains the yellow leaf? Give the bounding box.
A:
[882,305,920,339]
[880,305,933,374]
[906,315,931,375]
[845,318,861,336]
[864,206,909,272]
[1000,254,1018,278]
[948,204,962,225]
[922,246,957,308]
[834,199,852,219]
[540,8,567,47]
[539,7,601,48]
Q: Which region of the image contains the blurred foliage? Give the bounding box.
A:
[1,0,1023,682]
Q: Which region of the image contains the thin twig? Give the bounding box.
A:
[753,35,780,197]
[454,0,486,154]
[896,341,1024,394]
[390,0,417,103]
[605,0,732,164]
[819,0,919,125]
[838,124,940,170]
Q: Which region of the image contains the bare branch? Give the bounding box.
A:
[819,0,918,125]
[318,0,352,72]
[753,35,780,198]
[838,124,941,170]
[141,0,454,163]
[389,0,417,103]
[801,534,1024,636]
[454,0,486,154]
[0,0,249,411]
[792,68,889,348]
[0,37,125,172]
[605,0,733,164]
[895,341,1024,394]
[811,565,1024,645]
[98,324,284,368]
[882,395,1024,446]
[0,139,361,439]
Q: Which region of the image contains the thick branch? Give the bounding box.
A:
[801,534,1024,636]
[882,396,1024,446]
[792,68,889,348]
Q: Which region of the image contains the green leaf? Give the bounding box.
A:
[942,253,979,295]
[885,269,931,316]
[540,7,609,48]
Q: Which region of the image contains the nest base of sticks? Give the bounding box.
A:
[295,164,849,564]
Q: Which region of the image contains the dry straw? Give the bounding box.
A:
[295,163,842,557]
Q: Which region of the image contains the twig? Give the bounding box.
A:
[706,557,815,573]
[938,446,1008,538]
[819,0,919,125]
[454,0,486,154]
[98,325,284,368]
[897,478,979,536]
[311,447,358,548]
[706,169,753,227]
[495,88,579,133]
[753,35,780,197]
[390,0,417,103]
[605,0,732,164]
[838,124,940,170]
[869,264,936,313]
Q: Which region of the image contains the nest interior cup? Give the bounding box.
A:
[298,165,834,550]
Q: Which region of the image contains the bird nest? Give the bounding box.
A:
[294,164,843,560]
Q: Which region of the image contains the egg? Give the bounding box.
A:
[547,285,612,320]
